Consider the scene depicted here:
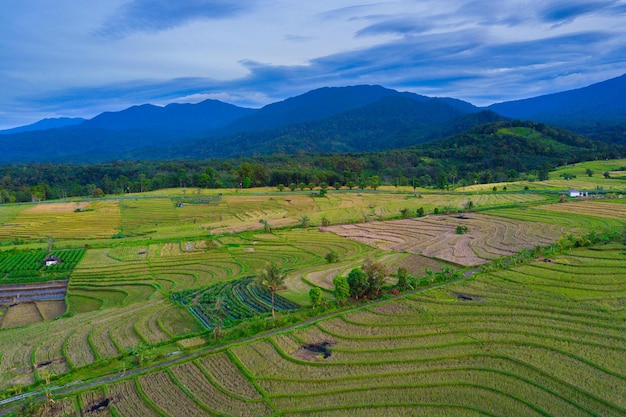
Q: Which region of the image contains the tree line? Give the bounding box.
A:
[0,120,620,203]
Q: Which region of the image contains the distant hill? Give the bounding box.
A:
[80,99,254,134]
[415,120,605,173]
[0,117,85,135]
[1,76,625,163]
[0,85,479,163]
[488,74,626,144]
[160,95,498,159]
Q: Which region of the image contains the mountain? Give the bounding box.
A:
[0,117,85,135]
[0,100,255,163]
[488,74,626,144]
[80,99,254,134]
[1,76,625,164]
[0,85,480,163]
[159,95,497,159]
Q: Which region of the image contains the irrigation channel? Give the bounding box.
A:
[0,272,472,416]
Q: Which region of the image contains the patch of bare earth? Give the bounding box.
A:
[327,213,568,266]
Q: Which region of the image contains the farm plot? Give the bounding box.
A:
[534,200,626,221]
[326,213,572,266]
[0,200,120,240]
[0,248,85,284]
[227,243,624,416]
[10,242,626,415]
[175,275,300,327]
[0,298,200,392]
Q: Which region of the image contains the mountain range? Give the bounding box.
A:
[1,74,624,163]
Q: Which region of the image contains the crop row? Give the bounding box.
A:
[176,276,300,328]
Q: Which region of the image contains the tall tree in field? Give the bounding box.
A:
[347,268,368,300]
[363,258,387,297]
[257,263,286,318]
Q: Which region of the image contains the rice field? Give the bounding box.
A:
[1,180,625,414]
[35,242,626,416]
[326,212,575,266]
[0,297,201,392]
[0,200,121,240]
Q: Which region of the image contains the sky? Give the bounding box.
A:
[1,0,625,129]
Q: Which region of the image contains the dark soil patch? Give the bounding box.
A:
[36,361,52,368]
[455,293,483,302]
[302,341,334,358]
[86,398,111,413]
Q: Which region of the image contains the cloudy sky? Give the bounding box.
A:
[1,0,625,129]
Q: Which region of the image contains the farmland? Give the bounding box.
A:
[7,242,624,416]
[0,159,624,416]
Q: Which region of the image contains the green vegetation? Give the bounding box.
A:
[0,161,624,416]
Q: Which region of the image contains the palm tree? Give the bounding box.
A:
[257,263,286,318]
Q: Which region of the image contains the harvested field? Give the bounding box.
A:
[23,201,90,214]
[535,200,626,220]
[326,213,572,266]
[1,302,42,328]
[48,243,625,416]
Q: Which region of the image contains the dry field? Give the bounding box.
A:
[534,200,626,219]
[326,212,573,266]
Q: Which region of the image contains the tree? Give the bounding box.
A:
[464,200,474,212]
[586,168,593,177]
[289,182,297,191]
[299,214,310,228]
[309,287,324,307]
[347,268,368,300]
[363,258,387,297]
[277,184,285,192]
[257,263,286,318]
[333,181,341,190]
[396,267,411,291]
[325,251,338,263]
[333,275,350,304]
[369,175,380,190]
[400,208,411,218]
[416,207,425,217]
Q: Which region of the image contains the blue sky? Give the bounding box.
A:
[1,0,625,129]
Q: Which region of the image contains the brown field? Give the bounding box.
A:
[1,302,42,328]
[23,201,90,214]
[326,213,572,266]
[535,200,626,219]
[35,300,66,320]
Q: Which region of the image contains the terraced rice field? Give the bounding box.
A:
[326,212,573,266]
[0,296,200,392]
[44,242,626,416]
